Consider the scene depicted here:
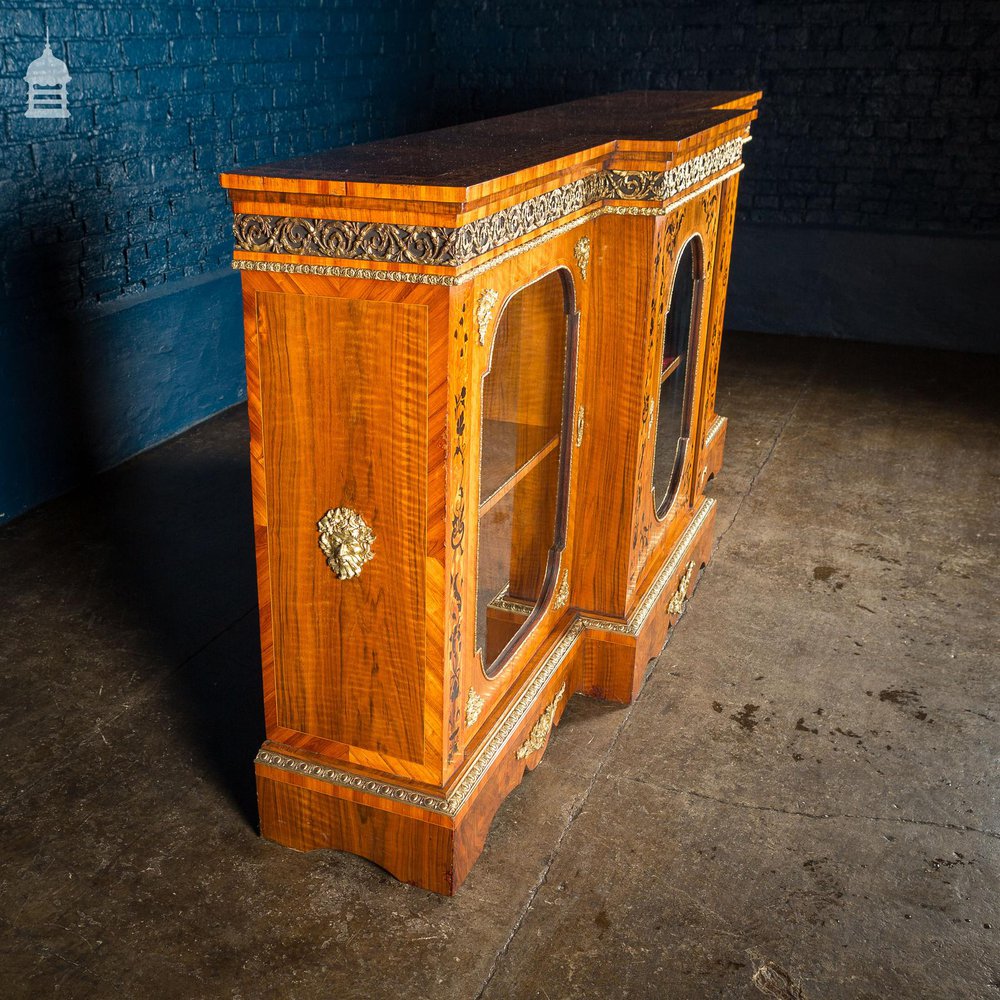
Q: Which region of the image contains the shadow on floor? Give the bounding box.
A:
[92,415,263,826]
[1,404,263,828]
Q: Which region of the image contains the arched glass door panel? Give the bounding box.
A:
[652,237,702,516]
[477,271,573,677]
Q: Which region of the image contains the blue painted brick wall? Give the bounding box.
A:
[3,0,997,523]
[1,0,433,310]
[1,0,433,523]
[431,0,1000,236]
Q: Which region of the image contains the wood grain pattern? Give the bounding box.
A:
[225,90,759,894]
[568,213,654,618]
[221,91,760,197]
[257,291,428,761]
[627,192,720,608]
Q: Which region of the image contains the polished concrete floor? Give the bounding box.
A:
[1,332,997,999]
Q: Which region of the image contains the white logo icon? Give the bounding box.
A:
[25,30,71,119]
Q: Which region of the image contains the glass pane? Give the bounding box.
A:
[477,271,570,676]
[652,238,701,516]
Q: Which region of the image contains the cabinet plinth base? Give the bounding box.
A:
[581,494,716,704]
[254,497,717,895]
[257,772,464,894]
[702,413,728,487]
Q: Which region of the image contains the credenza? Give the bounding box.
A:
[221,90,761,893]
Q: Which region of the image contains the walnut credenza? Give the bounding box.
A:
[221,91,760,894]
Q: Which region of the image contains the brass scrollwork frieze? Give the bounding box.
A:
[233,165,745,287]
[233,139,746,268]
[232,215,457,265]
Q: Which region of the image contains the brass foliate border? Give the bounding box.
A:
[233,215,458,266]
[233,138,747,268]
[232,164,745,288]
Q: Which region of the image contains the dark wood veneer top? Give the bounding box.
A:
[221,91,760,190]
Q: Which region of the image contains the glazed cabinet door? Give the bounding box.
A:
[650,236,704,516]
[476,270,577,677]
[629,204,717,600]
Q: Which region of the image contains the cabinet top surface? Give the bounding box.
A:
[220,90,760,195]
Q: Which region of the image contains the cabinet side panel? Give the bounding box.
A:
[256,291,427,762]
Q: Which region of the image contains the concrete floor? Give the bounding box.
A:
[1,331,997,999]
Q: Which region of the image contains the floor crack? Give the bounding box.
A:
[615,774,1000,841]
[473,701,638,1000]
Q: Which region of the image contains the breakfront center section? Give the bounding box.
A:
[222,90,760,893]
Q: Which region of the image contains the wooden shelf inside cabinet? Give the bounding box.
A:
[479,421,561,517]
[221,88,760,895]
[660,355,682,383]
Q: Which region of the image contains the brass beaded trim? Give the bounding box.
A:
[704,413,726,448]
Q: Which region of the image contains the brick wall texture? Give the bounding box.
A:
[1,1,432,309]
[3,1,997,314]
[432,0,1000,236]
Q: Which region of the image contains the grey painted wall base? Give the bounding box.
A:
[0,269,246,525]
[727,225,1000,354]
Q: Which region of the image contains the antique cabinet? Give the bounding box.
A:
[221,90,760,894]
